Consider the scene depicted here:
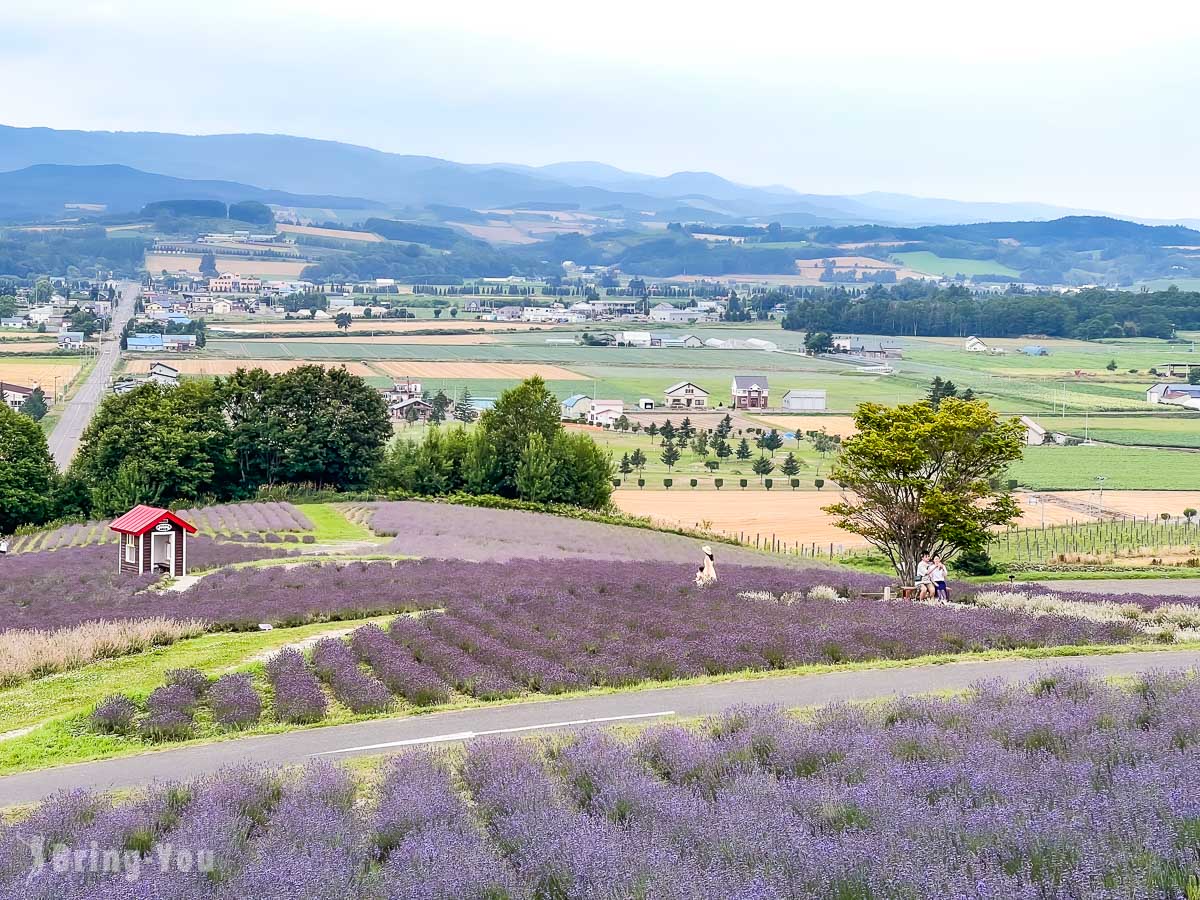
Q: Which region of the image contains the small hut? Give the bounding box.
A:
[110,505,197,577]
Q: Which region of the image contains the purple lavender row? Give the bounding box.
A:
[311,636,393,714]
[265,647,328,723]
[388,615,522,701]
[349,624,450,706]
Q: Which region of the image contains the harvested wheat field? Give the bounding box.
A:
[276,224,385,242]
[1046,490,1200,519]
[124,359,375,377]
[222,320,534,334]
[0,360,81,390]
[374,361,585,380]
[613,490,870,549]
[145,254,312,278]
[0,342,75,354]
[752,414,858,438]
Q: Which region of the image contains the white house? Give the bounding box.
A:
[638,397,655,410]
[209,274,239,293]
[560,394,593,420]
[1,381,34,412]
[731,375,769,409]
[382,381,423,407]
[57,331,86,350]
[621,331,653,348]
[663,381,709,410]
[649,303,700,324]
[964,336,989,353]
[211,300,233,315]
[587,400,624,426]
[781,389,827,411]
[147,362,180,386]
[1018,415,1048,445]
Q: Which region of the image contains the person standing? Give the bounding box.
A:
[931,555,949,602]
[0,536,8,557]
[915,552,933,600]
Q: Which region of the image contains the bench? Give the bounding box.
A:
[861,586,920,601]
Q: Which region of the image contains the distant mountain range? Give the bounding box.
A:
[0,124,1195,228]
[0,164,380,219]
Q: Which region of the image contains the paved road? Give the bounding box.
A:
[2,648,1198,807]
[1037,578,1200,597]
[47,280,140,469]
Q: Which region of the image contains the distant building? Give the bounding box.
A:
[650,332,703,348]
[162,334,198,352]
[621,331,653,348]
[126,334,165,352]
[587,400,624,426]
[663,381,709,410]
[0,317,26,329]
[57,331,86,350]
[560,394,593,420]
[964,336,989,353]
[781,389,827,411]
[1,381,34,412]
[389,397,434,422]
[1021,345,1049,356]
[147,362,180,386]
[649,303,704,324]
[731,375,769,409]
[209,274,239,293]
[1018,415,1048,445]
[1146,383,1200,410]
[638,397,655,410]
[381,381,423,407]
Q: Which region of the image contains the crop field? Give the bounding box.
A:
[266,333,500,345]
[275,223,385,242]
[0,341,70,354]
[989,516,1200,566]
[217,319,534,334]
[1044,490,1200,519]
[1036,413,1200,448]
[144,253,312,278]
[0,357,81,389]
[1009,445,1200,490]
[373,361,585,380]
[891,250,1021,276]
[123,358,376,377]
[750,413,858,437]
[8,671,1199,897]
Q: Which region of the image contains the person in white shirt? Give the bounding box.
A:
[915,553,933,600]
[931,556,949,602]
[0,537,8,556]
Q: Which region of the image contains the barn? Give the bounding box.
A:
[110,505,197,577]
[781,389,827,411]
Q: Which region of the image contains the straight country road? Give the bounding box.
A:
[47,280,140,468]
[2,648,1197,807]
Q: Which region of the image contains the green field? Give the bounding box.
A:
[1009,444,1200,490]
[892,251,1021,277]
[1035,414,1200,448]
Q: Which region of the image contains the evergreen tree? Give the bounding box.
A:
[618,452,633,481]
[19,387,48,422]
[660,440,681,471]
[716,414,733,439]
[714,437,732,459]
[678,417,695,441]
[454,388,478,423]
[781,452,802,477]
[430,390,451,424]
[736,437,752,460]
[752,455,775,482]
[630,448,647,471]
[659,419,676,444]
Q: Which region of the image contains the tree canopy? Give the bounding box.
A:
[0,404,57,533]
[823,398,1025,581]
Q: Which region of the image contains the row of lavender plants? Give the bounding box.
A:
[91,669,260,741]
[8,501,313,554]
[19,669,1200,898]
[96,559,1145,742]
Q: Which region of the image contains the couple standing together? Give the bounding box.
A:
[916,553,948,601]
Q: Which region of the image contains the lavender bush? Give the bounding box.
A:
[350,623,451,707]
[209,673,262,729]
[89,694,136,734]
[311,637,394,714]
[165,667,209,699]
[266,647,328,724]
[139,684,197,741]
[17,669,1200,898]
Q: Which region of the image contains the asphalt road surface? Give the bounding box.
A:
[2,648,1197,807]
[47,280,140,469]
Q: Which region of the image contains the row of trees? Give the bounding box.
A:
[781,284,1192,339]
[376,377,613,508]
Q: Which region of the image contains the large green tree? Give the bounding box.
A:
[19,387,48,422]
[0,405,57,533]
[823,398,1025,581]
[476,375,561,497]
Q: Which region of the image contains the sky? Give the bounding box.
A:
[2,0,1198,219]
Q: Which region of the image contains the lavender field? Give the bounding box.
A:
[95,561,1139,737]
[349,500,804,565]
[12,670,1200,898]
[8,502,313,554]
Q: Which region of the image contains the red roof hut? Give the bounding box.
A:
[110,505,197,577]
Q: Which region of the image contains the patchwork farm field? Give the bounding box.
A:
[144,253,311,278]
[275,223,385,242]
[0,341,70,354]
[891,250,1021,277]
[124,359,376,377]
[0,357,81,389]
[1037,413,1200,448]
[372,361,585,380]
[214,319,536,334]
[1010,445,1200,490]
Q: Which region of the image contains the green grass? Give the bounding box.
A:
[295,503,382,542]
[1033,414,1200,448]
[1009,444,1200,490]
[892,251,1021,277]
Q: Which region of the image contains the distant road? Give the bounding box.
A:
[47,280,140,469]
[1040,578,1200,598]
[1,648,1197,807]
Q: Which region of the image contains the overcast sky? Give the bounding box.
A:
[2,1,1198,218]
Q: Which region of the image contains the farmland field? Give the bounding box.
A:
[275,223,385,242]
[1045,489,1200,519]
[123,358,376,377]
[1036,413,1200,447]
[144,253,312,278]
[372,361,585,380]
[1009,444,1200,490]
[214,319,535,334]
[0,341,71,354]
[750,413,858,437]
[892,250,1021,276]
[0,357,81,389]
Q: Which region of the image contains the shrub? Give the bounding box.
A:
[139,685,197,741]
[91,694,137,734]
[949,549,997,576]
[690,479,698,489]
[807,585,844,602]
[312,637,393,714]
[637,479,645,489]
[266,648,328,724]
[351,624,451,706]
[714,478,723,490]
[814,478,825,490]
[790,478,800,490]
[764,478,773,490]
[739,479,748,490]
[663,479,673,489]
[165,667,209,699]
[209,673,262,729]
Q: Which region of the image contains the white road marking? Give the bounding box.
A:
[312,710,676,756]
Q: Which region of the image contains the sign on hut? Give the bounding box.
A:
[109,505,197,577]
